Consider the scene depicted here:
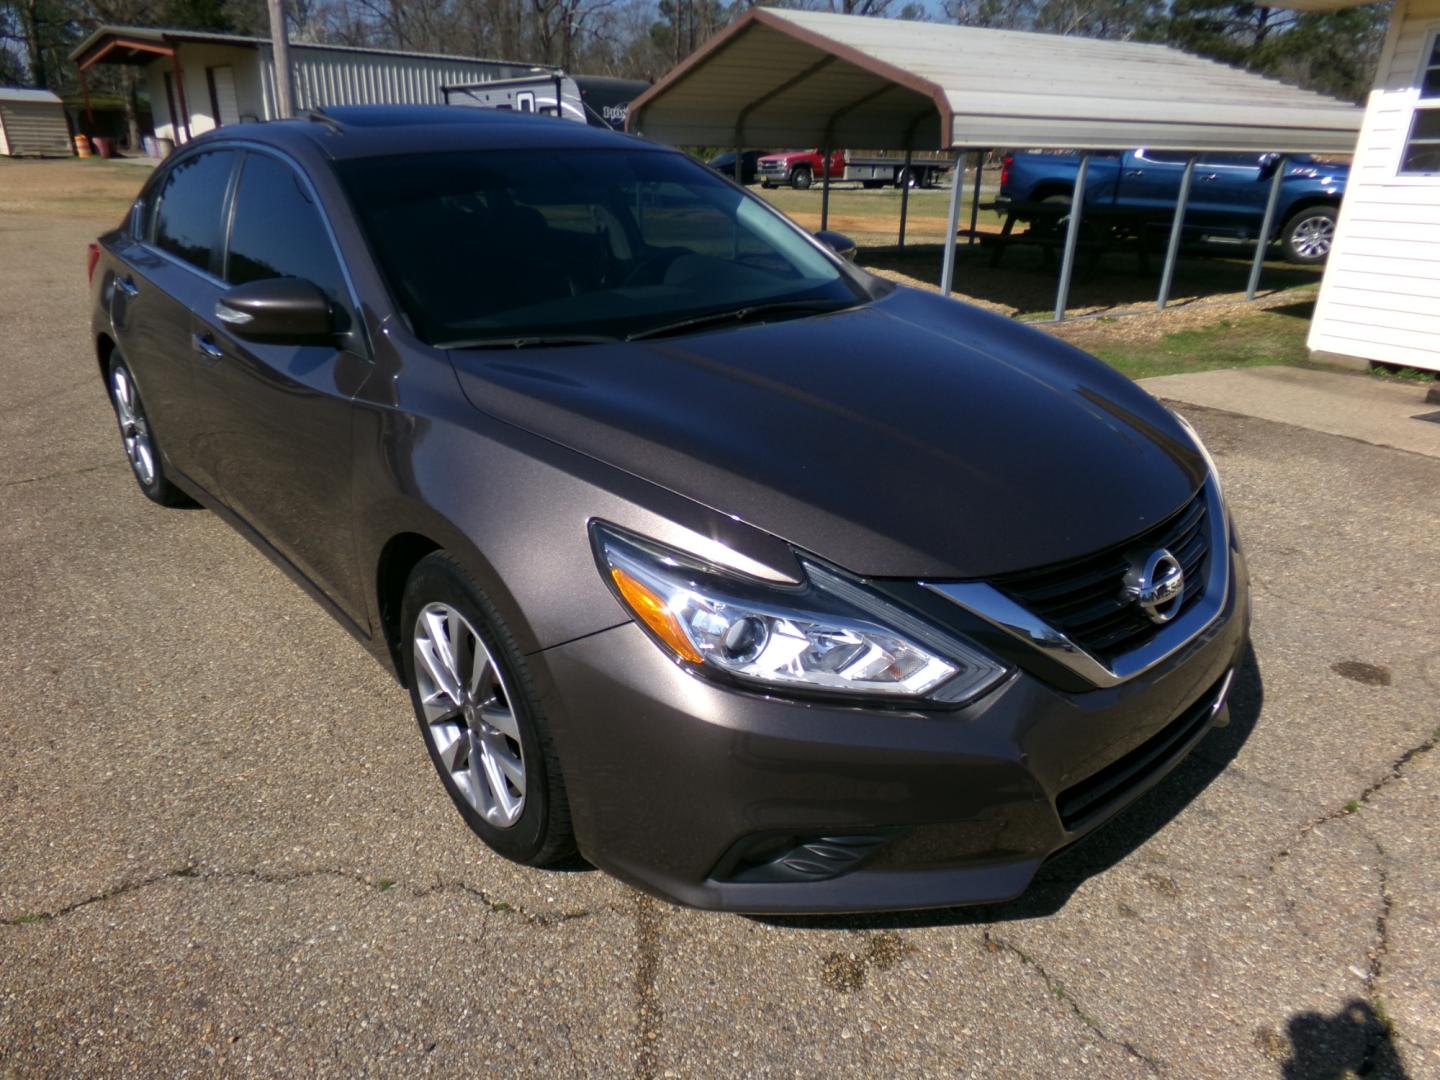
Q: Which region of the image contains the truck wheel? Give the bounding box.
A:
[862,179,885,190]
[1280,205,1337,265]
[790,166,812,190]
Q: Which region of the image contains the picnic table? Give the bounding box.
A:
[963,199,1165,272]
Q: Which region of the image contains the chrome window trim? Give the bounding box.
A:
[922,476,1230,689]
[136,139,369,352]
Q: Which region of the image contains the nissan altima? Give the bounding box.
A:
[88,106,1249,913]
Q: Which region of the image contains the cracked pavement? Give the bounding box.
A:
[2,180,1438,1077]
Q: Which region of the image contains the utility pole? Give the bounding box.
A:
[267,0,295,118]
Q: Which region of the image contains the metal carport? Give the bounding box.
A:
[626,9,1366,320]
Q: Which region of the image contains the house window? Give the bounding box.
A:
[1400,30,1440,174]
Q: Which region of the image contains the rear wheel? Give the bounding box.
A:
[106,354,189,506]
[790,166,813,190]
[401,553,575,866]
[1280,205,1336,264]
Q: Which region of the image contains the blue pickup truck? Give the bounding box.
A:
[997,149,1348,264]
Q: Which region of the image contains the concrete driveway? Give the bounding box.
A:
[2,205,1437,1078]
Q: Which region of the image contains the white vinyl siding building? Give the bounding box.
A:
[70,27,549,146]
[1288,0,1440,372]
[0,88,72,157]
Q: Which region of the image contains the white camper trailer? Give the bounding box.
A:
[444,74,649,131]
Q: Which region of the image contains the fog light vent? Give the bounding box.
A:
[712,832,894,884]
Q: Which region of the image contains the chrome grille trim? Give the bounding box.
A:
[922,477,1230,689]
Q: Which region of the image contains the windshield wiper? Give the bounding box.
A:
[440,334,620,350]
[625,300,854,342]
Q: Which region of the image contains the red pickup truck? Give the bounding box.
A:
[756,149,951,190]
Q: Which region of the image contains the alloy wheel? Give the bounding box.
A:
[111,365,155,487]
[412,601,527,827]
[1291,215,1334,260]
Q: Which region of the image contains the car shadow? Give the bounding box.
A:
[859,243,1322,317]
[754,643,1264,931]
[1282,999,1410,1080]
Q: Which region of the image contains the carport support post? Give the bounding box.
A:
[1157,155,1197,311]
[821,145,832,232]
[898,149,913,249]
[1246,155,1288,301]
[968,150,983,246]
[1053,152,1091,322]
[940,150,965,296]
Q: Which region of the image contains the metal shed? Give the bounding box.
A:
[70,26,550,146]
[0,88,73,157]
[627,9,1366,317]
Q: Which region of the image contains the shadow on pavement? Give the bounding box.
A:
[757,644,1264,932]
[860,243,1321,317]
[1283,999,1410,1080]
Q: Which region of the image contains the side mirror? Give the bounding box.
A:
[215,277,334,343]
[1257,153,1282,180]
[815,230,857,262]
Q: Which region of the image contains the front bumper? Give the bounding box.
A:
[532,545,1250,914]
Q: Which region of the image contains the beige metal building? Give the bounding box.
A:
[1273,0,1440,372]
[0,88,73,157]
[69,26,550,146]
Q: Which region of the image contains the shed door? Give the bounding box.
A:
[209,66,240,127]
[0,101,71,156]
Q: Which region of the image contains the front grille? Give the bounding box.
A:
[990,488,1210,663]
[1054,672,1225,831]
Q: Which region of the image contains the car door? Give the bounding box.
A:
[108,148,239,497]
[1190,152,1269,234]
[189,148,371,627]
[1113,149,1190,222]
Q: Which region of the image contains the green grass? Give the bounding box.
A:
[1087,306,1315,381]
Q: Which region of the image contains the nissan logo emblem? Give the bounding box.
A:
[1121,548,1186,625]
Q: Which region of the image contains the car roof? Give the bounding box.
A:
[193,104,663,161]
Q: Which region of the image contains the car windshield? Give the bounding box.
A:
[337,148,864,347]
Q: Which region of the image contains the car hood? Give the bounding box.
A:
[447,287,1206,579]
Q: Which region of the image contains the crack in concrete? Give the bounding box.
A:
[632,892,664,1080]
[1,863,605,930]
[1250,577,1428,636]
[983,931,1163,1075]
[1,460,123,489]
[1269,727,1438,873]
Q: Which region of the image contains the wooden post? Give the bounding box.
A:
[267,0,295,118]
[170,51,192,142]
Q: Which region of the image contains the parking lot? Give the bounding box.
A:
[1,158,1437,1077]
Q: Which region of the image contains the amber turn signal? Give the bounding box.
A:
[610,566,705,664]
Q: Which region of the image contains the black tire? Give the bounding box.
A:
[790,166,813,190]
[401,552,575,867]
[862,179,885,190]
[894,168,917,190]
[1280,205,1337,265]
[105,353,191,507]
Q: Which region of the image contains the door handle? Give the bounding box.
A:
[115,276,139,297]
[1200,173,1220,182]
[191,333,224,362]
[1125,169,1145,177]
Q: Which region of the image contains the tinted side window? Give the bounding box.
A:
[226,152,349,329]
[1199,153,1263,168]
[153,150,236,272]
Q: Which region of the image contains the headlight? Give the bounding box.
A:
[591,522,1006,704]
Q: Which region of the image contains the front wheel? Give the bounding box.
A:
[790,166,813,190]
[402,553,575,867]
[106,354,190,506]
[1280,205,1337,264]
